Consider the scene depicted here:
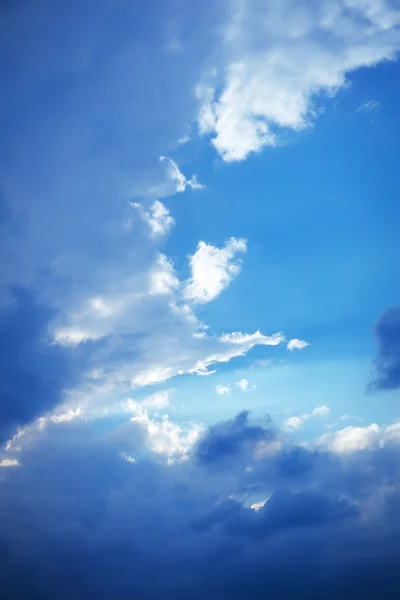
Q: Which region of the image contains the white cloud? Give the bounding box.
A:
[132,200,174,238]
[119,401,204,462]
[287,338,309,351]
[160,156,204,192]
[283,405,330,431]
[312,405,330,417]
[236,378,257,392]
[216,385,231,395]
[283,416,304,431]
[318,423,381,453]
[197,0,400,161]
[184,238,247,304]
[0,458,19,468]
[142,390,173,410]
[318,420,400,453]
[149,253,180,295]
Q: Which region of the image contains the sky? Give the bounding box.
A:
[1,0,400,598]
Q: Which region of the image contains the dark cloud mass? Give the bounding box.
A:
[0,288,80,442]
[0,413,400,599]
[371,305,400,390]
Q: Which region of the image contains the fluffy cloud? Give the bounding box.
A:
[287,338,309,351]
[198,0,400,161]
[236,378,256,392]
[318,420,400,453]
[132,200,175,238]
[184,238,247,304]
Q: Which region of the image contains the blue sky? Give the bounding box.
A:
[1,1,400,598]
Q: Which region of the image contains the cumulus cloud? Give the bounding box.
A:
[132,200,175,238]
[184,237,247,304]
[197,0,400,161]
[318,420,400,453]
[287,338,309,351]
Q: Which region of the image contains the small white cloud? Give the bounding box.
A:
[0,458,20,468]
[283,416,304,431]
[250,498,269,511]
[312,405,330,418]
[132,200,174,238]
[236,378,257,392]
[216,385,230,395]
[53,327,94,346]
[287,338,309,351]
[283,404,330,431]
[184,238,247,304]
[160,156,204,193]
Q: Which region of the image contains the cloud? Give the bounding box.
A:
[283,405,330,431]
[1,411,400,598]
[194,410,273,465]
[370,305,400,390]
[184,237,247,304]
[356,99,381,112]
[216,385,231,395]
[132,200,175,238]
[197,0,400,161]
[142,390,173,410]
[236,378,256,392]
[287,338,309,351]
[318,420,400,453]
[159,156,204,193]
[0,288,83,443]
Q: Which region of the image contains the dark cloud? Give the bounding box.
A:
[195,410,273,465]
[0,414,400,599]
[0,288,81,442]
[370,305,400,390]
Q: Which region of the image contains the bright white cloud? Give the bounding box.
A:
[160,156,204,192]
[120,401,204,461]
[287,338,309,351]
[318,420,400,453]
[132,200,174,237]
[198,0,400,161]
[216,385,231,395]
[236,378,257,392]
[184,237,247,304]
[0,458,19,468]
[318,423,381,452]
